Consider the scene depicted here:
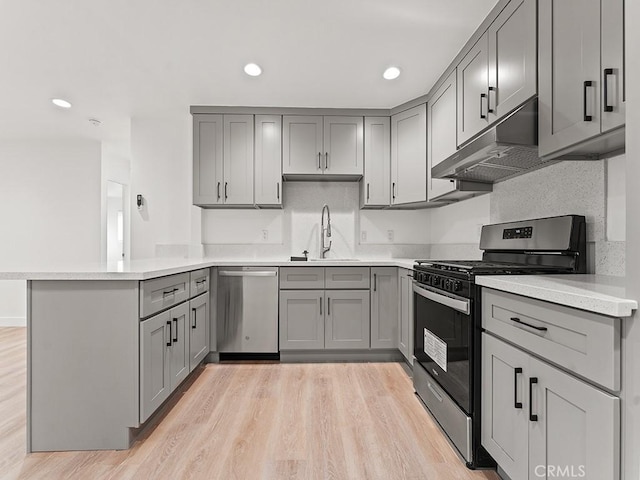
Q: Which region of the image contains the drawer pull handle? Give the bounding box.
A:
[480,93,487,119]
[373,273,377,292]
[172,318,178,343]
[319,297,323,315]
[195,279,207,286]
[192,308,197,329]
[514,367,523,409]
[583,80,594,121]
[163,288,179,297]
[529,377,538,421]
[604,68,614,112]
[510,317,547,332]
[166,321,172,347]
[318,152,322,170]
[327,297,331,315]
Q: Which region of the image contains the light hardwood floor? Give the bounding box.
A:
[2,327,498,480]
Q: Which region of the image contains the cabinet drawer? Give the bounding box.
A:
[280,267,325,289]
[325,267,370,289]
[140,273,190,318]
[189,269,210,298]
[482,288,621,390]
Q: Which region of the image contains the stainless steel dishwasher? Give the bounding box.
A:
[216,266,279,353]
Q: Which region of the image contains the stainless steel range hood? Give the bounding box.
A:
[432,99,554,184]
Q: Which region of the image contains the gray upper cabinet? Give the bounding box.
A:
[223,115,254,205]
[193,114,254,207]
[323,116,364,175]
[457,33,489,146]
[362,117,391,207]
[282,116,323,175]
[325,290,370,350]
[254,115,282,206]
[427,71,458,201]
[539,0,624,158]
[601,0,625,133]
[391,104,427,205]
[370,267,398,349]
[487,0,536,123]
[283,115,364,177]
[193,114,223,206]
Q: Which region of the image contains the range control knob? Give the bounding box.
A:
[444,279,451,290]
[453,281,463,292]
[432,276,440,287]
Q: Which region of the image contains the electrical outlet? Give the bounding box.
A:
[361,231,367,242]
[262,229,268,241]
[387,229,394,242]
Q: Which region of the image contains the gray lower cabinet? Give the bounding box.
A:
[398,268,414,363]
[279,290,325,350]
[189,292,209,371]
[140,301,190,423]
[482,333,620,480]
[370,267,398,349]
[325,290,370,349]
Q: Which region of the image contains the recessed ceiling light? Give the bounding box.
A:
[244,63,262,77]
[383,67,401,80]
[51,98,72,109]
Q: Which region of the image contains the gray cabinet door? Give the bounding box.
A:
[193,114,223,206]
[487,0,537,123]
[282,116,323,175]
[189,292,209,371]
[398,269,413,363]
[391,104,427,205]
[323,116,364,175]
[538,0,601,157]
[370,267,398,349]
[140,310,171,423]
[223,114,254,205]
[362,117,391,206]
[528,356,620,480]
[427,71,458,201]
[279,290,325,350]
[169,302,190,389]
[601,0,625,133]
[325,290,370,350]
[457,33,489,146]
[254,115,282,206]
[481,334,529,480]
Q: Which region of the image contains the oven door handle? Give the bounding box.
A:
[413,283,470,315]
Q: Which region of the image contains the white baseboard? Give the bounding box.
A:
[0,317,26,327]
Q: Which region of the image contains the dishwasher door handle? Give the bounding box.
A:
[219,271,277,277]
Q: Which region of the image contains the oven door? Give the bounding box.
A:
[413,282,472,414]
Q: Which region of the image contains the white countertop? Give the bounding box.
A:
[476,274,638,318]
[0,257,417,281]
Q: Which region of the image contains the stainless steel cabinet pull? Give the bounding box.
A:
[488,86,495,113]
[192,308,197,329]
[277,182,280,200]
[318,152,322,169]
[320,297,323,315]
[327,297,331,315]
[367,183,370,201]
[480,93,487,119]
[514,367,523,409]
[510,316,547,332]
[583,80,594,121]
[604,68,614,112]
[217,182,221,200]
[163,288,178,297]
[166,321,172,347]
[374,273,377,292]
[196,279,206,286]
[324,152,328,170]
[173,318,178,343]
[392,182,396,200]
[529,377,538,421]
[224,182,228,200]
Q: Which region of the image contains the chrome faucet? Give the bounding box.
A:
[320,204,332,258]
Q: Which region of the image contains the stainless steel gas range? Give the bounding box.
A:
[411,215,586,469]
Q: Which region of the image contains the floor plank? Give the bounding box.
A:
[1,327,499,480]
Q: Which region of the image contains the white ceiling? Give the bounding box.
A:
[0,0,497,143]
